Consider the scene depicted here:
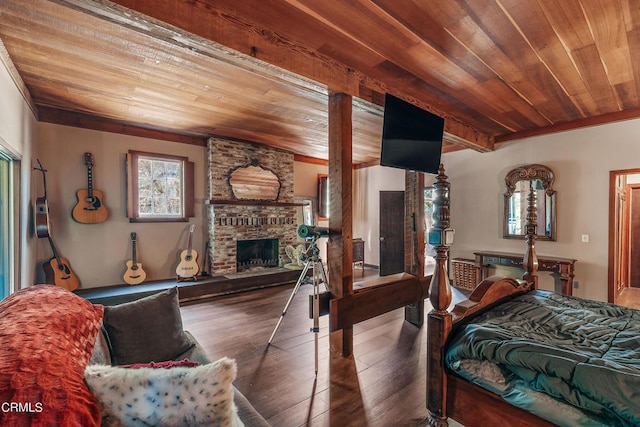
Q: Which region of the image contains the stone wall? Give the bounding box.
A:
[207,138,298,275]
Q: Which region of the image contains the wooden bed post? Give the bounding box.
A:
[523,183,539,287]
[426,165,453,426]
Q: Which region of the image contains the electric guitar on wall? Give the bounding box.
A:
[176,224,199,279]
[72,152,108,224]
[43,235,80,291]
[123,232,146,285]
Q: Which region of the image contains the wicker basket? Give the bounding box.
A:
[451,258,478,290]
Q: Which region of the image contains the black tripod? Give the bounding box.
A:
[267,237,328,375]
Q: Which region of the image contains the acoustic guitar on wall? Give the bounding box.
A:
[176,224,199,279]
[34,159,79,290]
[72,152,108,224]
[123,232,146,285]
[43,235,80,291]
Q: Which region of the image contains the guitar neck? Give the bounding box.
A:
[187,232,193,255]
[35,159,48,199]
[129,232,140,269]
[132,239,138,265]
[86,164,94,198]
[47,236,63,267]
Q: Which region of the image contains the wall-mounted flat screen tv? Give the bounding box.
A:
[380,93,445,175]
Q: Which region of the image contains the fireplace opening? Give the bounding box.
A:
[236,238,279,272]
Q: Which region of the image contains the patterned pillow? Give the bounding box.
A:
[0,285,104,426]
[85,357,243,427]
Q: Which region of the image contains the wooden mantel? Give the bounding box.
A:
[207,200,304,207]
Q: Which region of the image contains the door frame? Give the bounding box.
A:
[608,168,640,303]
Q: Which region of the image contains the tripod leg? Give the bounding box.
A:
[268,260,311,345]
[319,260,329,292]
[312,262,320,375]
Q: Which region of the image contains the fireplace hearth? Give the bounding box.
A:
[236,238,280,272]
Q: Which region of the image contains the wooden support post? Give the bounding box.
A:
[404,170,426,326]
[327,92,354,357]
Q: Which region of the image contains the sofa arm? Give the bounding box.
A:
[183,331,271,427]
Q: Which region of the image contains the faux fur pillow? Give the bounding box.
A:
[85,357,243,427]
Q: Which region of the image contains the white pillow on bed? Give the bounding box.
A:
[84,357,243,427]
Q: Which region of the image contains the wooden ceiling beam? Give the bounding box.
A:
[495,108,640,144]
[38,106,207,146]
[106,0,493,152]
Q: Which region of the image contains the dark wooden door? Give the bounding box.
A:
[379,191,404,276]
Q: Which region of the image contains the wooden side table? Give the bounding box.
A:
[474,251,576,295]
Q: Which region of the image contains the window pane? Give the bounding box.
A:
[139,159,152,179]
[153,197,168,214]
[166,178,181,198]
[153,179,166,197]
[167,198,181,214]
[165,162,179,178]
[139,179,152,197]
[139,197,152,214]
[152,161,166,179]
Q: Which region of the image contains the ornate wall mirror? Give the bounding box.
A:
[504,164,556,241]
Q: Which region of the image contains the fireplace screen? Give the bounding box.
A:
[236,238,279,271]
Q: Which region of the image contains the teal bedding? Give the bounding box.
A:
[445,290,640,426]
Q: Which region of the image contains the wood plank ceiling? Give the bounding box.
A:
[1,0,640,164]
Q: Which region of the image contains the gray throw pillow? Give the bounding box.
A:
[103,287,194,365]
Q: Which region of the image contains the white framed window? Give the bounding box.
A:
[126,151,194,223]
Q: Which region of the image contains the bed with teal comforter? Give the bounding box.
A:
[445,290,640,426]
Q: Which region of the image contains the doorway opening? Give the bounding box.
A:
[608,169,640,309]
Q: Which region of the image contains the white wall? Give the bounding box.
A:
[32,131,336,289]
[0,56,37,289]
[293,161,327,198]
[35,123,207,288]
[442,118,640,302]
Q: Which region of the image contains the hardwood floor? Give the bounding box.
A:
[618,286,640,310]
[179,269,468,427]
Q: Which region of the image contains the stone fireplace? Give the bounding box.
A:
[207,138,298,275]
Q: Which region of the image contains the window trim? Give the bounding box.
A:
[126,150,194,223]
[0,143,19,298]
